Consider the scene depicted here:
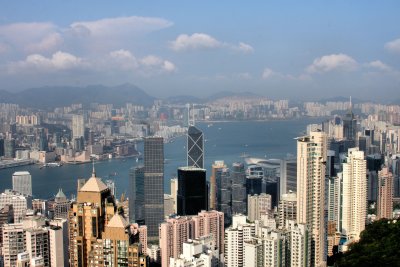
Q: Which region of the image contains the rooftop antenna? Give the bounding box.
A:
[349,96,352,110]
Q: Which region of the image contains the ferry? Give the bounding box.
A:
[41,162,62,168]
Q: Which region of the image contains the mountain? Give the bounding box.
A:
[165,95,203,104]
[0,84,155,109]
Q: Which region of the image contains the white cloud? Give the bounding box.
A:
[0,22,62,53]
[140,55,176,72]
[69,16,173,38]
[170,33,222,51]
[366,60,391,71]
[7,51,86,74]
[307,53,357,73]
[262,68,280,79]
[233,42,254,53]
[384,38,400,53]
[108,49,139,70]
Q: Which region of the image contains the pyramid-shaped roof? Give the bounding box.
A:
[107,214,129,228]
[55,188,66,199]
[79,176,108,192]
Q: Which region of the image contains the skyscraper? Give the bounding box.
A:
[341,148,367,241]
[187,125,204,168]
[279,158,297,200]
[297,131,327,267]
[177,167,208,216]
[217,167,232,226]
[231,162,247,215]
[377,167,393,219]
[12,171,32,196]
[129,166,145,224]
[144,137,164,241]
[68,169,116,266]
[210,160,226,210]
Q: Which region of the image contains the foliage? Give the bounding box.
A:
[335,219,400,267]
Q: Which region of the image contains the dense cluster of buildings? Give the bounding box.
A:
[0,97,399,266]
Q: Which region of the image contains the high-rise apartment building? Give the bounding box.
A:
[210,161,226,210]
[159,210,224,267]
[144,137,164,241]
[278,192,297,229]
[2,223,25,267]
[377,167,393,219]
[187,125,204,168]
[129,166,145,224]
[177,167,208,216]
[170,178,178,213]
[341,148,367,241]
[247,193,272,222]
[72,114,85,139]
[12,171,32,196]
[25,227,50,267]
[0,190,32,223]
[49,219,69,267]
[231,162,247,215]
[0,204,14,245]
[297,131,327,267]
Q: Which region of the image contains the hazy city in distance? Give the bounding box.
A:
[0,1,400,267]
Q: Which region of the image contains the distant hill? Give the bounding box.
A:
[205,91,261,103]
[0,83,155,109]
[165,95,203,104]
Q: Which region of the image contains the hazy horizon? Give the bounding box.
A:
[0,1,399,101]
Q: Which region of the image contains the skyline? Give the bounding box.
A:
[0,1,399,101]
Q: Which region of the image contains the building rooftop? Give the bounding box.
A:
[79,176,108,192]
[12,171,31,176]
[107,214,129,228]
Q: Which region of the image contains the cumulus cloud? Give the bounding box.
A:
[108,49,139,70]
[170,33,253,53]
[7,51,86,74]
[384,38,400,53]
[170,33,222,51]
[262,68,280,79]
[140,55,176,72]
[307,53,357,73]
[366,60,391,71]
[233,42,254,53]
[0,22,62,53]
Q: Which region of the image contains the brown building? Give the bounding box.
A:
[69,168,147,267]
[377,167,393,219]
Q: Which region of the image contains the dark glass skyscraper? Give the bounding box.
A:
[217,167,232,226]
[144,137,164,240]
[231,162,247,215]
[129,166,145,224]
[177,167,208,216]
[187,125,204,168]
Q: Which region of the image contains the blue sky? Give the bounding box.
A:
[0,1,399,101]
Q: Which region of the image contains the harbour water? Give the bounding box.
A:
[0,118,322,199]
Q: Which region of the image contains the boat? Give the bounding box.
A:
[207,123,213,127]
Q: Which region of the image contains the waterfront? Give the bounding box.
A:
[0,118,322,199]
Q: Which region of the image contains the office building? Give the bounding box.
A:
[164,194,174,217]
[72,114,85,139]
[170,178,178,213]
[187,125,204,168]
[68,168,116,266]
[49,218,69,267]
[53,188,69,219]
[377,167,393,219]
[231,162,247,215]
[246,164,264,196]
[247,193,272,222]
[210,161,226,210]
[4,139,16,159]
[297,131,327,267]
[12,171,32,196]
[144,137,164,240]
[341,148,366,241]
[2,223,25,267]
[129,166,145,224]
[177,167,208,216]
[217,167,232,226]
[279,158,297,200]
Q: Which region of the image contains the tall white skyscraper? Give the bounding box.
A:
[297,131,327,267]
[341,148,366,241]
[72,114,84,139]
[12,171,32,196]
